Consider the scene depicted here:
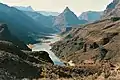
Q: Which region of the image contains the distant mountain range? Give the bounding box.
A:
[14,6,59,16]
[0,3,56,44]
[14,6,89,32]
[14,6,34,12]
[0,4,105,44]
[37,11,59,16]
[79,11,103,22]
[14,6,103,28]
[14,6,60,32]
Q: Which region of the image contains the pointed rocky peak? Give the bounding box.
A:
[27,6,34,10]
[65,7,70,11]
[27,6,32,8]
[63,7,72,13]
[53,6,88,30]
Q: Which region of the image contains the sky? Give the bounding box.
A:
[1,0,113,16]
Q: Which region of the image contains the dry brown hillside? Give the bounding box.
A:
[51,18,120,65]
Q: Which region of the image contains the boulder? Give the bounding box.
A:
[24,51,53,64]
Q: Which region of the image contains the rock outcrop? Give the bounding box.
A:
[24,51,53,63]
[103,0,120,18]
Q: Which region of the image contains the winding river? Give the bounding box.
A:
[32,35,64,66]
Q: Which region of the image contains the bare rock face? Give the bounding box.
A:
[103,0,120,18]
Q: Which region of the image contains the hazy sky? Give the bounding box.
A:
[1,0,113,15]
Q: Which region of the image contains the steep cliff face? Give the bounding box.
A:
[0,23,31,51]
[52,18,120,64]
[103,0,120,18]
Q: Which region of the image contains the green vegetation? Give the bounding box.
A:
[111,17,120,22]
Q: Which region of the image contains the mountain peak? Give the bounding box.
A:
[64,7,71,12]
[27,6,33,9]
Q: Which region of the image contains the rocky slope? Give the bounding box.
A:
[103,0,120,18]
[0,25,119,80]
[51,18,120,65]
[0,40,103,80]
[0,23,54,79]
[0,40,55,79]
[0,23,106,80]
[51,16,120,79]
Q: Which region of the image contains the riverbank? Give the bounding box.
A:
[32,34,64,66]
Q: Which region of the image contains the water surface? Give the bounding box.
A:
[32,35,64,66]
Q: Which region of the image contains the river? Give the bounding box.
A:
[32,35,64,66]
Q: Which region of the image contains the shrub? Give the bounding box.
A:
[111,17,120,22]
[65,34,73,39]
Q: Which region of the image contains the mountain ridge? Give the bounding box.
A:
[14,6,59,16]
[0,3,56,44]
[53,7,88,31]
[79,11,103,22]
